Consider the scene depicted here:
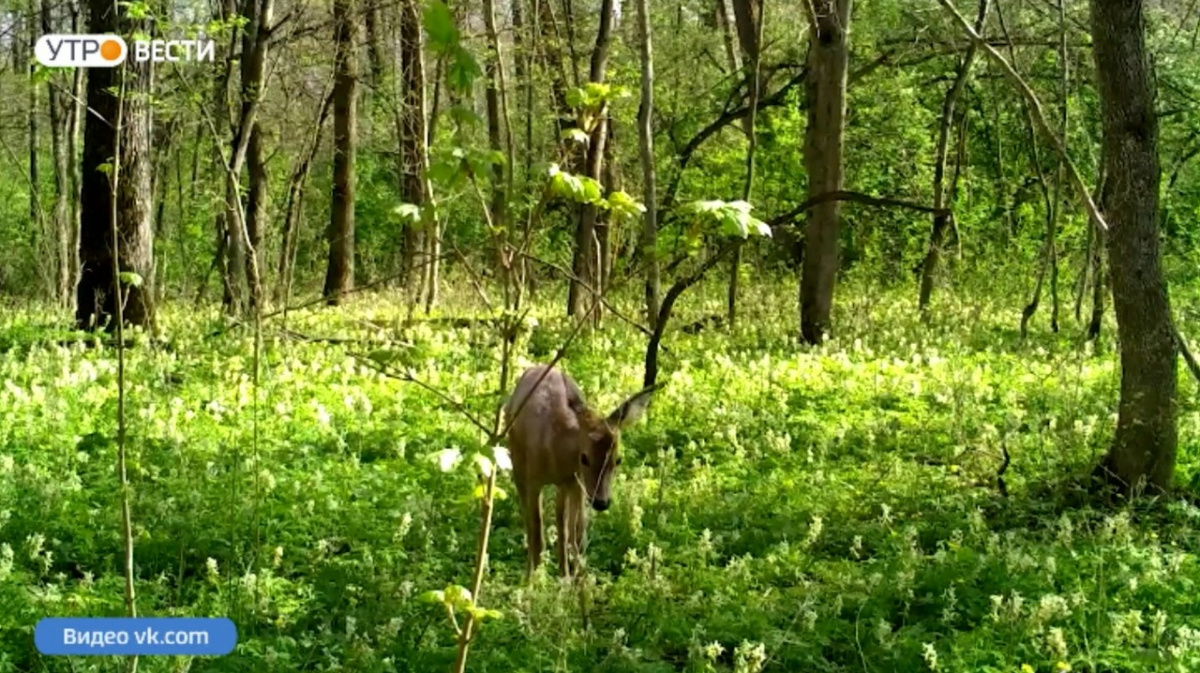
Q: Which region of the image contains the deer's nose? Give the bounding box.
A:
[592,498,610,512]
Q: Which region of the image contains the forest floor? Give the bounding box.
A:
[2,277,1200,673]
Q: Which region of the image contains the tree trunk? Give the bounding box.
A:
[225,0,274,312]
[325,0,358,304]
[1090,0,1177,492]
[727,0,763,328]
[42,0,74,308]
[535,0,576,161]
[483,0,515,245]
[277,85,335,305]
[245,121,266,310]
[919,0,986,319]
[77,0,154,330]
[636,0,660,330]
[398,0,429,301]
[798,0,852,345]
[27,2,41,287]
[66,2,84,305]
[568,0,615,319]
[715,0,743,75]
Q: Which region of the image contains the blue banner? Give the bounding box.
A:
[35,617,237,656]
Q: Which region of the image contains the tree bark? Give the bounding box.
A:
[799,0,851,344]
[568,0,615,319]
[244,121,266,310]
[727,0,764,328]
[324,0,358,304]
[398,0,429,301]
[42,0,74,308]
[636,0,660,329]
[715,0,743,75]
[1090,0,1177,492]
[77,0,154,330]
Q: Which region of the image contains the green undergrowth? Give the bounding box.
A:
[1,278,1199,672]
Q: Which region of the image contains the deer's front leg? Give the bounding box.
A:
[561,481,585,578]
[555,485,570,577]
[517,476,543,581]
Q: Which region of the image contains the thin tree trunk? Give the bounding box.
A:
[1090,0,1177,492]
[727,0,764,328]
[568,0,615,319]
[43,0,73,308]
[636,0,661,329]
[27,2,41,288]
[245,122,266,309]
[398,0,429,303]
[798,0,852,345]
[277,83,335,304]
[325,0,358,304]
[483,0,516,256]
[919,0,987,319]
[715,0,743,75]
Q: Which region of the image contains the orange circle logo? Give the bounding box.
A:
[100,39,122,61]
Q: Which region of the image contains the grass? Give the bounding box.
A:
[1,275,1199,673]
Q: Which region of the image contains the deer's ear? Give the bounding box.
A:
[606,383,662,429]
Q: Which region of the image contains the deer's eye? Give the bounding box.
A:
[580,454,590,466]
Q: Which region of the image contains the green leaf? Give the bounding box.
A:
[420,589,445,604]
[607,190,646,220]
[118,272,145,288]
[682,199,771,239]
[565,88,585,110]
[366,349,402,366]
[449,105,482,127]
[443,585,473,609]
[579,177,604,204]
[446,46,482,93]
[472,484,508,500]
[467,606,503,621]
[423,1,459,50]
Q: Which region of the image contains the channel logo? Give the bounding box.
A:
[35,34,215,67]
[36,35,128,67]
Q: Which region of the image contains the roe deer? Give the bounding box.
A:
[505,365,660,579]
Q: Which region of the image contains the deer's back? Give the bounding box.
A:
[505,365,585,487]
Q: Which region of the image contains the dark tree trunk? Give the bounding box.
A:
[245,121,266,310]
[636,0,660,328]
[1090,0,1177,492]
[77,0,154,330]
[568,0,615,319]
[398,0,428,298]
[799,0,852,344]
[325,0,358,304]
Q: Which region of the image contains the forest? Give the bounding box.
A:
[1,0,1200,670]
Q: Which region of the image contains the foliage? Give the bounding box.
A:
[1,278,1199,671]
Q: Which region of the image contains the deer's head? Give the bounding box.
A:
[576,384,660,511]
